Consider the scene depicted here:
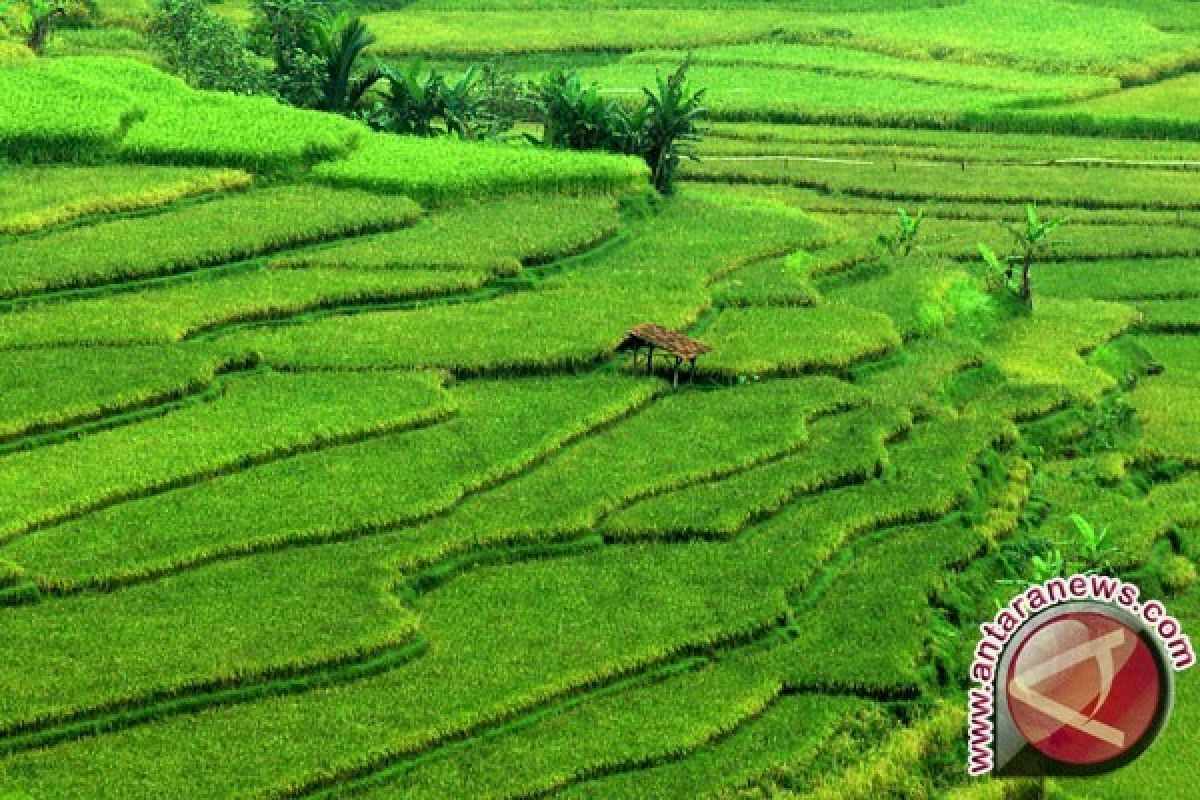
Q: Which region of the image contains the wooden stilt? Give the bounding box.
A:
[619,324,711,387]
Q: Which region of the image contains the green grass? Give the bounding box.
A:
[0,165,252,235]
[224,193,827,371]
[311,130,648,202]
[977,297,1141,408]
[0,539,795,798]
[0,186,419,299]
[3,17,1200,799]
[684,160,1200,211]
[0,267,492,347]
[627,43,1116,96]
[822,212,1200,262]
[1131,374,1200,465]
[0,545,417,736]
[821,261,967,339]
[1029,258,1200,302]
[1061,73,1200,121]
[5,375,658,590]
[1136,298,1200,332]
[1137,333,1200,373]
[364,9,795,55]
[0,42,33,64]
[119,90,362,172]
[774,0,1200,81]
[347,650,862,800]
[584,64,1047,123]
[48,57,364,172]
[710,256,821,307]
[1031,461,1200,566]
[606,405,911,539]
[687,182,1200,233]
[368,377,863,558]
[780,520,989,691]
[698,305,902,377]
[405,0,958,7]
[0,347,232,441]
[0,61,139,161]
[270,193,620,273]
[554,692,869,800]
[43,27,152,60]
[700,123,1200,163]
[1,57,356,172]
[0,369,451,543]
[855,334,985,415]
[225,285,696,371]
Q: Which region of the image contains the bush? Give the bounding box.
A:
[534,62,706,194]
[149,0,272,94]
[367,59,515,140]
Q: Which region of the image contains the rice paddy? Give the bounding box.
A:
[1,0,1198,797]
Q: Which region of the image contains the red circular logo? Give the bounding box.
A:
[1006,611,1164,766]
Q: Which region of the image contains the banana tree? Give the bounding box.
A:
[978,203,1066,309]
[876,206,924,258]
[641,60,706,194]
[441,66,489,139]
[534,69,632,152]
[372,59,446,136]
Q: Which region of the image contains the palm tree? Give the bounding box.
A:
[311,12,383,113]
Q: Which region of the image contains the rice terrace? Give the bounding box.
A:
[1,0,1200,796]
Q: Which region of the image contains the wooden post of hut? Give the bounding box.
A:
[618,323,711,387]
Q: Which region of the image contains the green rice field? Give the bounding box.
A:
[0,0,1198,797]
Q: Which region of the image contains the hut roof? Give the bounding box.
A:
[622,323,711,360]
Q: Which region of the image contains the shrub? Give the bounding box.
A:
[533,62,706,194]
[148,0,272,94]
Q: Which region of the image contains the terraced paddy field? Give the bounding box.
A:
[1,1,1199,797]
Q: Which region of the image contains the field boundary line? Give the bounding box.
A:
[0,637,429,756]
[0,401,456,551]
[34,382,668,594]
[0,356,256,455]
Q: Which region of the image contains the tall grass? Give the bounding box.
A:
[8,375,657,590]
[0,267,492,347]
[628,44,1116,96]
[271,193,620,272]
[364,9,794,55]
[0,166,252,235]
[0,347,231,441]
[311,131,648,202]
[0,186,419,298]
[0,370,452,543]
